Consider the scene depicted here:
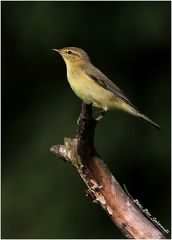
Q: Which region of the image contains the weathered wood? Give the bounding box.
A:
[50,102,166,239]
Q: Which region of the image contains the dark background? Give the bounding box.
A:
[2,1,171,239]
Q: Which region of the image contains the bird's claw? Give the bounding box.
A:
[94,110,106,121]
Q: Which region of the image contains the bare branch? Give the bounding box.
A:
[50,102,166,239]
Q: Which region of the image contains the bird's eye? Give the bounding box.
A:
[67,50,72,55]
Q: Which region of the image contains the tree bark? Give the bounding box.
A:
[50,102,166,239]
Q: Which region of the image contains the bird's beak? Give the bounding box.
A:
[52,49,61,54]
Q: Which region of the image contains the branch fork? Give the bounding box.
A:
[50,102,166,239]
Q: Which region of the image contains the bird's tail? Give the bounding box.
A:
[138,113,161,130]
[117,101,161,129]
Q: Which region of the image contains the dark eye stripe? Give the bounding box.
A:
[66,50,80,57]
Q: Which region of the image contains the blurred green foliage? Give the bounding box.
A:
[2,2,171,239]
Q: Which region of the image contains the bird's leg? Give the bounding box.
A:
[94,109,106,121]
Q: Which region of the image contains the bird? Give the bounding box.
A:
[52,47,160,129]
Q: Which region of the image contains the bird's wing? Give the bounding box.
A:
[82,64,138,110]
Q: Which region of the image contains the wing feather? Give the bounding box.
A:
[82,64,138,111]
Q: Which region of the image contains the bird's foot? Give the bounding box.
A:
[94,110,106,121]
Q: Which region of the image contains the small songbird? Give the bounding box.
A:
[52,47,160,129]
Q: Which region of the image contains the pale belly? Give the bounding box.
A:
[67,69,117,110]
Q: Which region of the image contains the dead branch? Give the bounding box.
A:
[50,102,166,239]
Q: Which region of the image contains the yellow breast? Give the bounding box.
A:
[66,63,120,110]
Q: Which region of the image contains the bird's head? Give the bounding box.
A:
[52,47,90,65]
